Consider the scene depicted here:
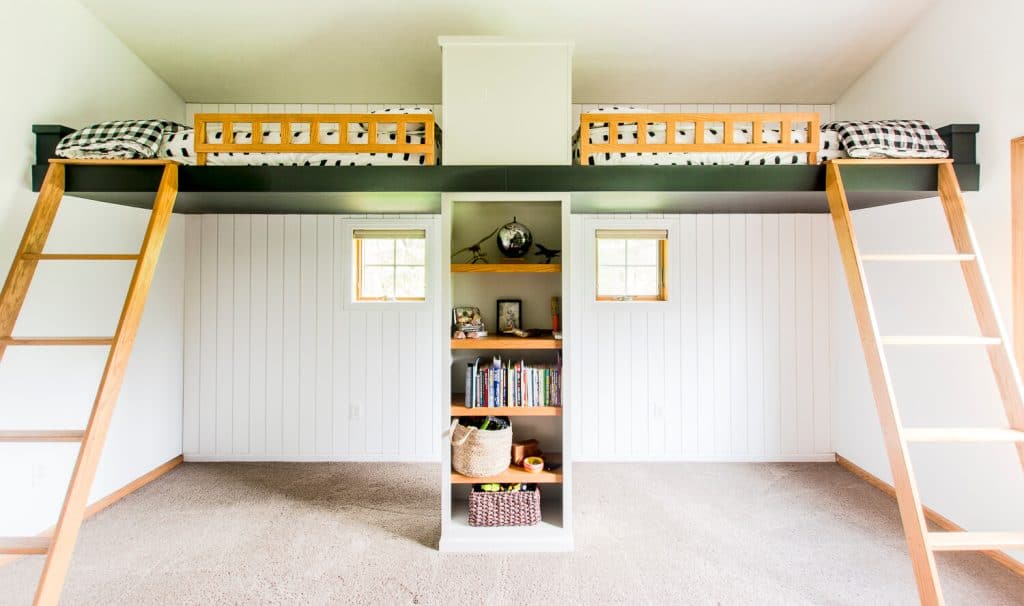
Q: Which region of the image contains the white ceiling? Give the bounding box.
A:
[79,0,935,104]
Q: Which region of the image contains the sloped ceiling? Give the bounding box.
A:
[78,0,935,103]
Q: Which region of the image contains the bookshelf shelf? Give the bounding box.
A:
[451,336,562,350]
[451,263,560,273]
[450,461,564,484]
[450,402,562,417]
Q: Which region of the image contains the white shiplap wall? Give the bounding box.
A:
[183,214,443,461]
[569,214,834,461]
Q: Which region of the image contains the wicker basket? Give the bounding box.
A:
[468,487,541,527]
[450,419,512,477]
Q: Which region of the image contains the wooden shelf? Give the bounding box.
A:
[451,263,560,273]
[450,402,562,417]
[451,336,561,350]
[450,460,563,484]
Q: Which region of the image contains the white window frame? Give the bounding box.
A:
[340,217,438,311]
[584,217,677,310]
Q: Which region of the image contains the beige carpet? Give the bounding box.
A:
[0,462,1020,605]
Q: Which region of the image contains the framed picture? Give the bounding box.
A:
[496,299,522,333]
[453,306,483,329]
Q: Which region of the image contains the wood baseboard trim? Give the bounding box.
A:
[835,453,1024,578]
[0,454,183,568]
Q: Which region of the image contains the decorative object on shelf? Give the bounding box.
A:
[522,456,545,473]
[496,217,533,259]
[551,296,561,337]
[512,439,542,466]
[453,306,486,338]
[468,484,541,527]
[451,225,501,264]
[533,243,561,264]
[450,416,513,477]
[496,299,522,333]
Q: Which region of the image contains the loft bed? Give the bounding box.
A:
[31,111,980,214]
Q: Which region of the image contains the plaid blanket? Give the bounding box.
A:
[821,120,948,159]
[56,120,186,159]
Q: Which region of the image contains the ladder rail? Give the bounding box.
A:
[28,164,178,606]
[825,162,943,605]
[0,164,65,364]
[935,162,1024,471]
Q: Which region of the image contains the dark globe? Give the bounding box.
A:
[496,217,533,258]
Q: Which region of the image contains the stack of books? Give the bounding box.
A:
[464,355,561,408]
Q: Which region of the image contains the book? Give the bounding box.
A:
[460,355,562,408]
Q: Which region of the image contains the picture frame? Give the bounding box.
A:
[453,306,483,329]
[496,299,522,333]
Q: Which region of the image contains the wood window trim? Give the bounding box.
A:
[354,237,427,302]
[1013,136,1024,369]
[595,237,668,301]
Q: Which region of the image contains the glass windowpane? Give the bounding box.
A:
[360,239,394,264]
[626,239,658,265]
[597,239,627,265]
[597,266,626,296]
[361,266,394,298]
[395,238,425,265]
[395,266,425,298]
[627,266,659,296]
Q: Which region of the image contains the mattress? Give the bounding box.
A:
[161,108,437,166]
[574,115,846,166]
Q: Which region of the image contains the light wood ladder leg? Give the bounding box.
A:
[825,162,943,605]
[936,163,1024,472]
[0,164,65,364]
[32,164,178,606]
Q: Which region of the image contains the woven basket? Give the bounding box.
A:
[468,488,541,527]
[450,419,512,477]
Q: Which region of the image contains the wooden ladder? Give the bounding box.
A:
[0,159,178,606]
[826,159,1024,605]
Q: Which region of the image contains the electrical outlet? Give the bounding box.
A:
[350,404,362,421]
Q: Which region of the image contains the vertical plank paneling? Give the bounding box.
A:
[778,216,798,454]
[712,215,732,455]
[762,215,781,456]
[811,215,832,453]
[678,215,698,455]
[232,216,251,454]
[332,218,351,455]
[315,217,334,455]
[795,215,816,453]
[596,309,615,455]
[381,312,399,456]
[249,216,268,453]
[696,215,715,453]
[199,216,219,454]
[647,311,666,456]
[298,216,317,455]
[415,310,433,456]
[281,216,301,454]
[613,312,632,456]
[630,311,649,457]
[265,216,285,455]
[364,311,383,454]
[729,215,748,455]
[348,310,367,454]
[746,215,765,456]
[215,216,234,455]
[183,216,202,455]
[398,312,416,457]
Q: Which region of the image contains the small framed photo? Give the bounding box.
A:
[496,299,522,333]
[453,306,483,329]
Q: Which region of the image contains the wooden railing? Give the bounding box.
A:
[578,112,820,165]
[192,113,436,165]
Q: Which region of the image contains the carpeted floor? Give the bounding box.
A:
[0,462,1021,605]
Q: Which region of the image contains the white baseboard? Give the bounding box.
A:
[573,453,837,463]
[184,453,440,463]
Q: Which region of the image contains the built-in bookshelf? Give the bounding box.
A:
[440,192,572,552]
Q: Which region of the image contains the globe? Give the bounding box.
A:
[496,217,533,258]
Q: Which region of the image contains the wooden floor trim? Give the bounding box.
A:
[0,454,183,568]
[836,453,1024,578]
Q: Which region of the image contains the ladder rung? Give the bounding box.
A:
[861,254,976,262]
[0,537,50,555]
[0,337,114,346]
[21,253,139,261]
[928,531,1024,551]
[880,336,1002,346]
[0,430,85,442]
[903,427,1024,443]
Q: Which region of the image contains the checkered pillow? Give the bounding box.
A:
[56,120,186,159]
[821,120,948,159]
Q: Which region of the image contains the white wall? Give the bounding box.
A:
[182,214,443,461]
[832,0,1024,561]
[0,0,185,536]
[570,214,834,461]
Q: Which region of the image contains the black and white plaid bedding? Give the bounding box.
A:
[56,120,186,159]
[821,120,948,159]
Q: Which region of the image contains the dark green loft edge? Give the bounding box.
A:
[31,124,980,214]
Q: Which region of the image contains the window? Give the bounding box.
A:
[354,229,426,301]
[595,229,667,301]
